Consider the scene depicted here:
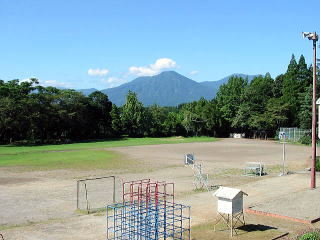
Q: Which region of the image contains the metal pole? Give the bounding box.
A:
[282,141,286,175]
[311,34,317,189]
[84,183,89,214]
[318,104,320,139]
[77,180,79,209]
[230,213,233,237]
[113,176,116,203]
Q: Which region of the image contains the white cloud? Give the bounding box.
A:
[189,70,198,76]
[19,78,71,88]
[129,66,158,76]
[19,78,33,83]
[88,68,109,77]
[151,58,177,70]
[41,80,72,88]
[129,58,177,77]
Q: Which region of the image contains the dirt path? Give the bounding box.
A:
[2,173,315,240]
[0,139,315,239]
[109,138,311,168]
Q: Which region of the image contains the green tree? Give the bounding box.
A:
[148,104,166,137]
[163,111,185,136]
[233,74,274,136]
[0,79,38,143]
[264,98,290,132]
[243,74,274,112]
[216,76,248,134]
[232,103,251,132]
[121,91,147,137]
[29,86,61,142]
[110,104,122,137]
[201,99,222,136]
[298,85,312,129]
[55,89,91,140]
[297,55,312,87]
[180,100,206,136]
[88,91,112,137]
[273,74,284,98]
[282,54,311,126]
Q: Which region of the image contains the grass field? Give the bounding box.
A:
[0,136,217,170]
[0,150,134,170]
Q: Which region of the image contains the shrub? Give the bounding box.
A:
[293,229,320,240]
[298,232,320,240]
[299,133,312,145]
[316,157,320,172]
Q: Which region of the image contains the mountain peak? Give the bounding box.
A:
[78,72,260,106]
[151,70,187,80]
[158,70,181,76]
[101,71,213,106]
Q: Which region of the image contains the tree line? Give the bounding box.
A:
[0,54,317,144]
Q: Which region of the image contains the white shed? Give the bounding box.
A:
[214,186,247,214]
[213,187,248,236]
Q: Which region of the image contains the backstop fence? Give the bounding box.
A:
[279,127,311,142]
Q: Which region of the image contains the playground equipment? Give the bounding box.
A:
[107,179,191,240]
[76,176,116,213]
[193,162,209,190]
[213,187,248,237]
[185,153,210,190]
[244,162,264,176]
[122,179,174,204]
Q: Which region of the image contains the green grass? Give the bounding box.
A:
[0,136,217,155]
[75,207,107,216]
[0,218,64,231]
[0,136,217,170]
[0,149,133,170]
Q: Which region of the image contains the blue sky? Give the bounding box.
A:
[1,0,319,89]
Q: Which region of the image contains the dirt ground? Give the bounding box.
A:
[0,138,317,239]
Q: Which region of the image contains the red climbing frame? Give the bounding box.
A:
[122,179,175,205]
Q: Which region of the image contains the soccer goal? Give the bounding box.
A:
[76,176,117,213]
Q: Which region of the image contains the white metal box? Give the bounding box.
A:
[214,187,247,215]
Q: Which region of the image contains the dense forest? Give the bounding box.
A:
[0,54,317,144]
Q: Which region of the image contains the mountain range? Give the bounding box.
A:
[78,71,258,106]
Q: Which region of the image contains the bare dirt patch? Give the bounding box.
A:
[0,177,39,185]
[110,138,311,169]
[0,138,316,240]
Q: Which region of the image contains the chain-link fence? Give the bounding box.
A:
[279,127,311,142]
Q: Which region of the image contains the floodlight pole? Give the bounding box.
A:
[303,32,318,188]
[305,32,319,189]
[282,138,286,176]
[311,34,318,189]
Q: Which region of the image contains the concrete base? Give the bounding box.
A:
[245,187,320,224]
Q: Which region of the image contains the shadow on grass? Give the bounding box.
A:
[192,220,282,240]
[237,223,277,233]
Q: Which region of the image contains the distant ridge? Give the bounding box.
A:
[199,74,258,97]
[78,71,260,106]
[78,88,98,96]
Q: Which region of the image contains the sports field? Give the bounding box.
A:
[0,137,317,239]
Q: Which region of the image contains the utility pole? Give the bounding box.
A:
[303,32,318,189]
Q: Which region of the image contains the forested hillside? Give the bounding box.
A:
[102,71,215,106]
[0,54,316,144]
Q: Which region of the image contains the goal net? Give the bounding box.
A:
[77,176,120,213]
